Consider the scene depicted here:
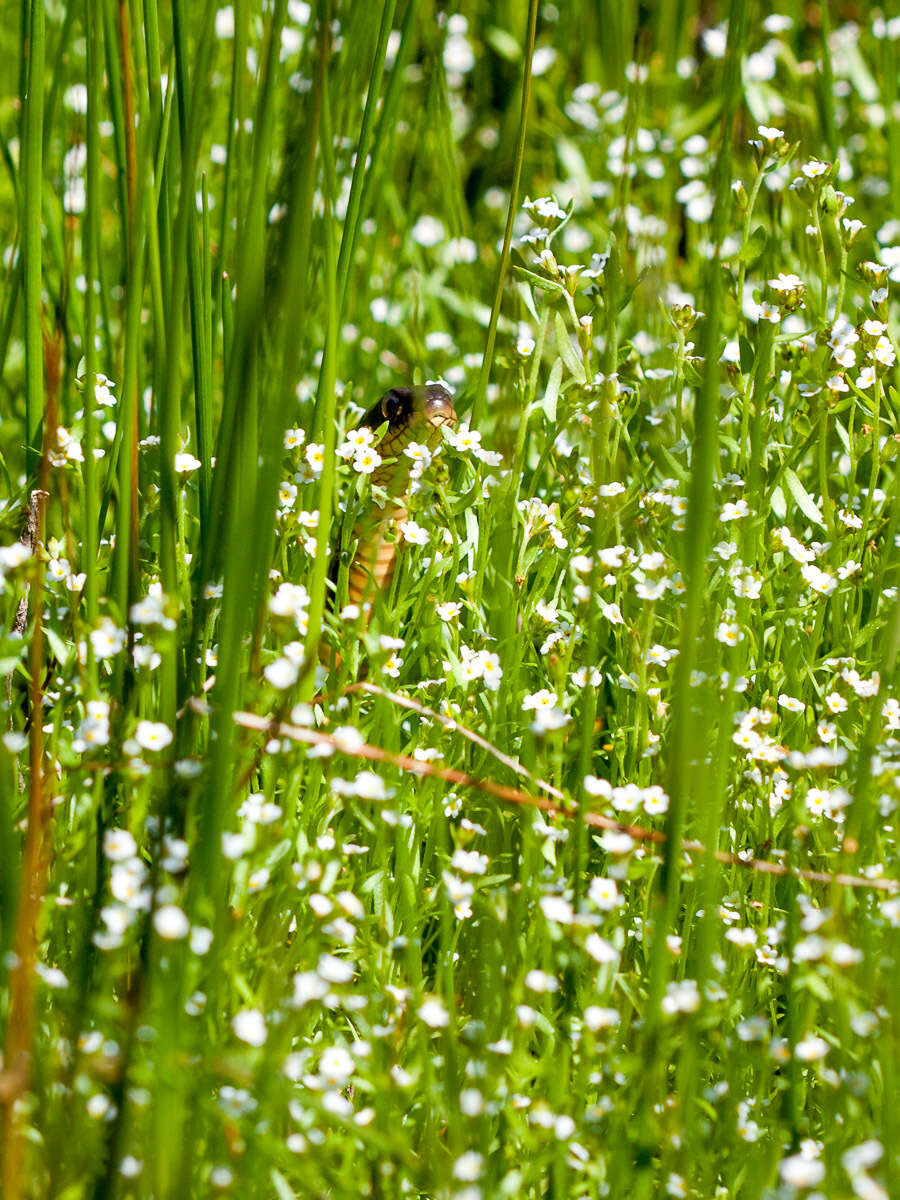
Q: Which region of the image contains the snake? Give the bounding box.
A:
[331,383,457,617]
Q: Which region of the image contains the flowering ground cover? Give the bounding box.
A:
[1,2,899,1196]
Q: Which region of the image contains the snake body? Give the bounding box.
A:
[338,384,456,613]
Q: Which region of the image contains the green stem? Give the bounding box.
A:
[23,0,45,480]
[818,396,833,534]
[335,0,398,316]
[471,0,538,429]
[82,0,102,630]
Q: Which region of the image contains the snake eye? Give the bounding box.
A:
[382,390,404,422]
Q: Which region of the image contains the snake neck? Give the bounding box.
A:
[346,503,407,608]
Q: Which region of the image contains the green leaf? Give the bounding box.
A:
[738,225,767,264]
[45,628,72,668]
[770,485,786,521]
[799,969,833,1003]
[271,1170,297,1200]
[842,43,879,102]
[782,467,825,528]
[554,311,585,384]
[541,358,563,425]
[465,508,480,555]
[485,25,521,61]
[512,265,564,295]
[553,141,590,202]
[515,280,539,323]
[617,267,648,315]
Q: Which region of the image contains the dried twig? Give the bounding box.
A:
[344,679,566,801]
[232,710,899,894]
[1,328,61,1194]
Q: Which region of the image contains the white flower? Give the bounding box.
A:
[0,543,31,570]
[215,7,235,38]
[153,905,190,940]
[305,443,325,473]
[530,705,569,734]
[779,1153,824,1188]
[238,793,283,824]
[291,971,328,1008]
[119,1155,142,1178]
[411,215,446,246]
[598,482,626,498]
[643,786,669,815]
[399,519,428,546]
[190,927,213,955]
[86,1093,112,1119]
[403,441,432,465]
[446,424,483,453]
[795,1034,828,1061]
[842,1141,883,1175]
[524,969,558,993]
[801,158,829,179]
[134,720,173,752]
[646,643,676,667]
[584,775,612,799]
[769,272,804,293]
[232,1008,267,1046]
[452,1152,484,1182]
[584,934,617,963]
[419,996,450,1028]
[588,876,620,910]
[540,895,574,924]
[522,688,556,712]
[75,701,111,751]
[248,867,270,892]
[174,453,202,474]
[130,589,176,629]
[317,953,355,984]
[264,657,299,689]
[524,195,567,222]
[110,860,150,909]
[601,601,625,624]
[800,564,837,595]
[270,581,309,620]
[479,651,502,691]
[443,871,474,919]
[319,1046,355,1086]
[338,426,375,458]
[103,829,137,862]
[717,620,743,646]
[661,978,701,1014]
[332,725,365,753]
[278,481,297,510]
[451,849,488,876]
[352,771,392,800]
[90,619,126,660]
[353,447,382,475]
[720,500,750,522]
[583,1005,619,1031]
[857,365,877,389]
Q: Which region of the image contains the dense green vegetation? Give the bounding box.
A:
[1,1,899,1196]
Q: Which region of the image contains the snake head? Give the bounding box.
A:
[362,384,457,450]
